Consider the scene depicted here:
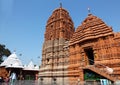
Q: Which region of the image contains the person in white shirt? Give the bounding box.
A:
[9,72,17,85]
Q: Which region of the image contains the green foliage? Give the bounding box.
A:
[0,44,11,64]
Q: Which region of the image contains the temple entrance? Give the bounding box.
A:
[84,48,94,65]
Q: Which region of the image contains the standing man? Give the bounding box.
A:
[9,72,17,85]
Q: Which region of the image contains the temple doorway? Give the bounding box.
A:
[84,48,94,65]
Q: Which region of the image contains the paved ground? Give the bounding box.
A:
[0,80,38,85]
[0,80,119,85]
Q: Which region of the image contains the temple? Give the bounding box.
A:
[68,14,120,84]
[39,5,74,85]
[39,5,120,85]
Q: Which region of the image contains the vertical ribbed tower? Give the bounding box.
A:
[39,5,74,85]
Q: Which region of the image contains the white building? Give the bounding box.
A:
[0,52,39,80]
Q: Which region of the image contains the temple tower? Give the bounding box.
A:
[68,13,120,84]
[39,5,74,85]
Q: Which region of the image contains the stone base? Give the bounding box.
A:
[38,77,69,85]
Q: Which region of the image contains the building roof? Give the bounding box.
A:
[23,60,39,71]
[70,14,114,45]
[0,52,39,72]
[0,52,23,68]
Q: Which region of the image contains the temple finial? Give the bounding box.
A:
[60,2,62,8]
[13,49,16,53]
[88,7,91,15]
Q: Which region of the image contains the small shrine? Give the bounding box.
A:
[0,52,39,80]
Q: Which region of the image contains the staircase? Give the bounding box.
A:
[83,65,117,82]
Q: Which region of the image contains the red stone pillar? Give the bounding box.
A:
[79,68,84,84]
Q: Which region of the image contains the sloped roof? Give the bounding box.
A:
[70,14,114,45]
[0,52,23,68]
[23,60,39,71]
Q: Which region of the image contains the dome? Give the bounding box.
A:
[70,14,114,45]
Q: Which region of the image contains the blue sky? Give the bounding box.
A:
[0,0,120,65]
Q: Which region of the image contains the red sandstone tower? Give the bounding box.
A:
[39,5,74,85]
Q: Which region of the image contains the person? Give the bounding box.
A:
[3,76,9,85]
[9,72,17,85]
[0,76,4,85]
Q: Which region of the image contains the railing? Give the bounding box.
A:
[84,65,117,82]
[83,58,118,82]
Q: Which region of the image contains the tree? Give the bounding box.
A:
[0,44,11,64]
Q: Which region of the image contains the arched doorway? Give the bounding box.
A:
[84,48,94,65]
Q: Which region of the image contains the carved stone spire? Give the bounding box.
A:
[45,6,74,41]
